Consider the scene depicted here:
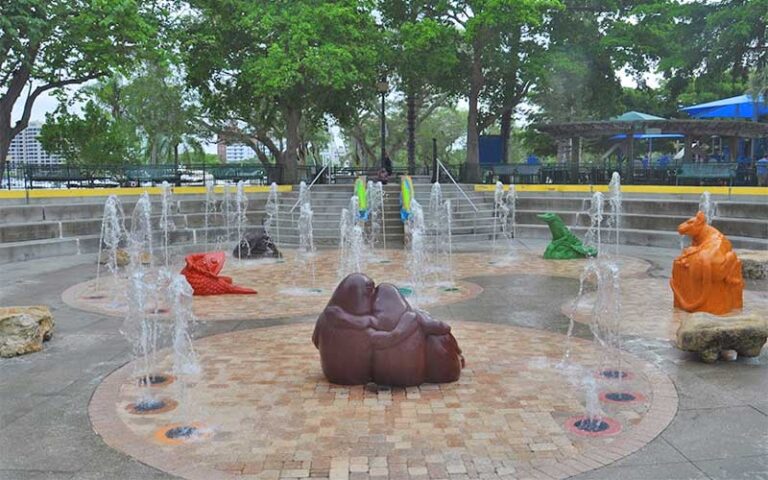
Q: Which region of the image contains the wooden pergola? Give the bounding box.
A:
[533,119,768,183]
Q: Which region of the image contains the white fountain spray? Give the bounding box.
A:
[432,192,454,286]
[428,182,444,268]
[492,182,517,259]
[167,274,200,377]
[492,181,505,252]
[123,193,165,403]
[406,199,428,305]
[698,191,715,224]
[129,193,154,267]
[607,172,622,256]
[444,199,454,287]
[222,182,235,244]
[560,176,626,429]
[584,192,605,254]
[366,181,386,256]
[159,182,174,267]
[204,183,216,249]
[265,182,280,246]
[96,195,127,286]
[337,196,366,279]
[234,181,249,259]
[298,195,316,286]
[507,183,517,241]
[166,273,200,424]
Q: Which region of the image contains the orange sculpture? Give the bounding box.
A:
[670,212,743,315]
[181,252,257,296]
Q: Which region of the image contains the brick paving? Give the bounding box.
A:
[63,250,650,322]
[90,322,678,480]
[567,275,768,340]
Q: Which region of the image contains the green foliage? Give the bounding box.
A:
[183,0,382,181]
[414,106,467,166]
[39,102,140,167]
[443,0,562,179]
[532,1,624,122]
[0,0,161,169]
[39,65,203,167]
[120,63,203,164]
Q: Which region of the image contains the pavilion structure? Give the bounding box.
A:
[534,112,768,184]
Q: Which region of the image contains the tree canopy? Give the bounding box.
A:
[4,0,767,175]
[0,0,161,171]
[182,0,381,182]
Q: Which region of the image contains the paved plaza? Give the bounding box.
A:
[1,240,767,480]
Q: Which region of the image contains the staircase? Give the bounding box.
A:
[412,183,497,246]
[268,183,405,248]
[495,193,768,251]
[0,184,765,265]
[0,184,407,264]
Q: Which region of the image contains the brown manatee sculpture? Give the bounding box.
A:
[312,273,464,386]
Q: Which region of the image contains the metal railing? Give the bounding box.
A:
[2,163,284,189]
[2,160,763,190]
[437,160,480,242]
[438,160,478,213]
[479,163,761,187]
[289,165,328,214]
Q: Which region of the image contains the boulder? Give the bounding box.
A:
[676,312,768,363]
[737,249,768,280]
[0,306,55,358]
[232,228,281,259]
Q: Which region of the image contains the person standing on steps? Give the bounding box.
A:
[383,152,393,176]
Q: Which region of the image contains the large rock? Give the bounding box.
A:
[676,312,768,363]
[737,249,768,280]
[232,228,281,259]
[0,306,54,358]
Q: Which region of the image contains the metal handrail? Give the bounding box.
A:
[437,160,478,213]
[289,165,328,214]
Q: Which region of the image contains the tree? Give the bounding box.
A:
[342,101,466,169]
[39,66,205,167]
[379,1,462,174]
[121,62,203,165]
[532,1,625,123]
[342,94,456,168]
[440,0,561,182]
[183,0,381,183]
[0,0,159,172]
[747,66,768,157]
[39,101,139,167]
[607,0,767,107]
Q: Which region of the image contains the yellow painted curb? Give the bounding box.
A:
[473,184,768,196]
[0,185,292,200]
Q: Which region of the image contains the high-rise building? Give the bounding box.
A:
[7,122,64,166]
[225,143,257,163]
[216,137,257,163]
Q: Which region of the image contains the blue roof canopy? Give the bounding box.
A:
[610,133,684,140]
[681,95,768,119]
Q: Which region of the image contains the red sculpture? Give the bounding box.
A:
[670,212,743,315]
[312,273,464,386]
[181,252,257,296]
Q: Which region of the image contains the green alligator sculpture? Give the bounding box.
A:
[537,212,597,260]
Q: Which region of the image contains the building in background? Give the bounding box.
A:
[8,122,64,166]
[216,138,257,163]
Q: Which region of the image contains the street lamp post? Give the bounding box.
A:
[376,80,389,170]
